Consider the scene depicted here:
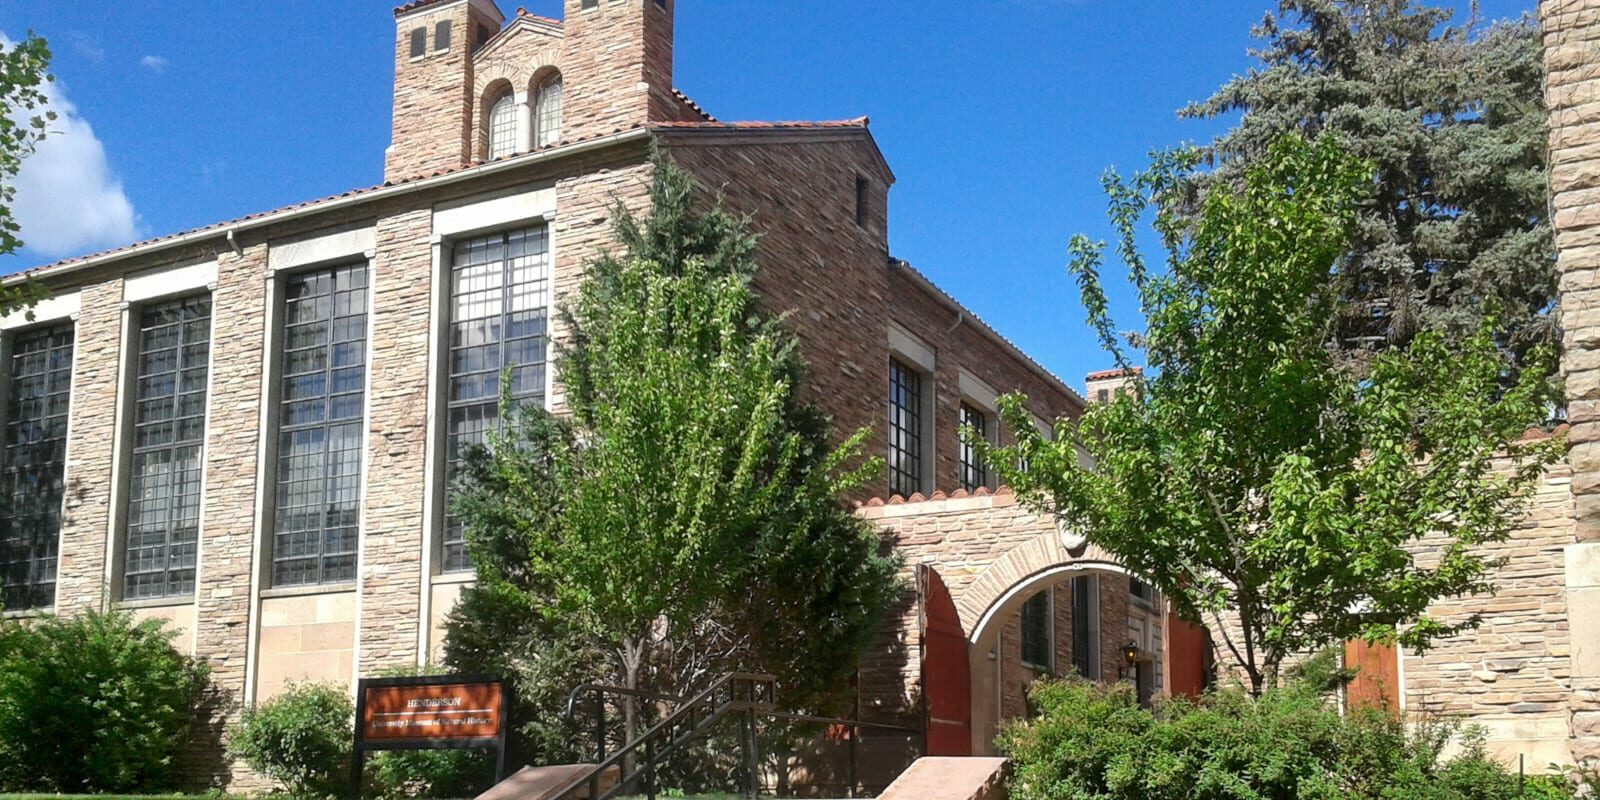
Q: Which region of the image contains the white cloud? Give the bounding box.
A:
[1,32,140,259]
[138,55,168,74]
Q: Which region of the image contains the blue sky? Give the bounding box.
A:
[0,0,1533,386]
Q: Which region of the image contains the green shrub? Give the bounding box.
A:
[368,749,493,799]
[0,608,209,793]
[999,678,1574,800]
[229,682,354,798]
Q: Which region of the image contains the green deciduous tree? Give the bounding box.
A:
[981,135,1560,696]
[1184,1,1552,372]
[0,32,52,311]
[445,155,900,755]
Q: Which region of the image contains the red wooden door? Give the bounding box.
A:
[919,565,972,756]
[1344,639,1400,713]
[1166,611,1211,699]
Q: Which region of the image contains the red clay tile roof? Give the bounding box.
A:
[671,89,715,122]
[855,486,1015,509]
[11,123,655,279]
[12,118,888,278]
[514,7,561,25]
[654,116,869,130]
[394,0,457,17]
[1085,366,1143,381]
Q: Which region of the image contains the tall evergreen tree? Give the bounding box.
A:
[444,155,900,759]
[1184,1,1552,371]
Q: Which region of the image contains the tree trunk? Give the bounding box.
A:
[619,635,647,776]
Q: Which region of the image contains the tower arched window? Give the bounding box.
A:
[487,91,518,160]
[534,75,563,149]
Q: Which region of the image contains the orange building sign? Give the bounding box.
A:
[359,680,504,742]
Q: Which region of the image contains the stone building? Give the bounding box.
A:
[0,0,1162,780]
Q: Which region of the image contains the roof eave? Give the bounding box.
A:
[890,259,1087,413]
[11,127,653,287]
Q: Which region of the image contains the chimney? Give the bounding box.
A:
[560,0,675,140]
[386,0,505,183]
[1085,367,1142,406]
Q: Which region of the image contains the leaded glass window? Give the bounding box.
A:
[888,359,922,498]
[488,92,518,160]
[534,76,563,149]
[0,323,72,610]
[959,402,989,492]
[1072,575,1100,679]
[1020,589,1052,670]
[272,264,367,587]
[444,227,550,573]
[123,297,210,600]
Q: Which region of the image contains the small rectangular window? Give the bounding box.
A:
[1072,575,1101,679]
[1130,576,1155,606]
[271,264,368,588]
[1020,589,1053,670]
[959,403,989,492]
[887,359,923,498]
[0,323,73,610]
[1096,388,1109,404]
[855,176,870,228]
[123,297,211,600]
[581,0,599,8]
[434,20,452,52]
[409,27,427,58]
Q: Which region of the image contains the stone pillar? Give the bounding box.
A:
[191,241,269,786]
[55,278,124,613]
[1542,0,1600,763]
[355,208,433,674]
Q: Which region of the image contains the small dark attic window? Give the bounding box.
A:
[855,175,871,228]
[410,27,427,58]
[581,0,598,8]
[435,20,452,51]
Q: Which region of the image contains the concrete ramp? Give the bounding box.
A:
[474,764,620,800]
[877,757,1009,800]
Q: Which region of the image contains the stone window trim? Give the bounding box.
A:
[532,70,564,151]
[481,81,520,162]
[1019,587,1053,672]
[957,369,1000,493]
[1071,574,1101,680]
[421,200,557,585]
[887,322,935,497]
[112,293,215,603]
[256,256,374,592]
[0,318,77,612]
[437,225,553,574]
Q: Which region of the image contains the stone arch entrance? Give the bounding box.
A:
[859,488,1172,755]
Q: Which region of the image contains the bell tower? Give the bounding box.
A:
[386,0,505,182]
[560,0,676,140]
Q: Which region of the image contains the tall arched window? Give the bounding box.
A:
[534,75,563,149]
[487,91,517,160]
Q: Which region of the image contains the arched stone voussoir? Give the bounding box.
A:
[957,531,1128,646]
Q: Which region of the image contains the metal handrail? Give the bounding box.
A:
[755,711,923,799]
[559,672,777,800]
[562,682,689,766]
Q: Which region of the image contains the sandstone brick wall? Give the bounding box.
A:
[1401,461,1575,767]
[1540,0,1600,764]
[55,278,123,613]
[662,134,894,482]
[357,208,434,673]
[561,0,676,141]
[886,264,1082,496]
[192,241,270,786]
[387,2,499,183]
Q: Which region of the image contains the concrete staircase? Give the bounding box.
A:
[474,764,621,800]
